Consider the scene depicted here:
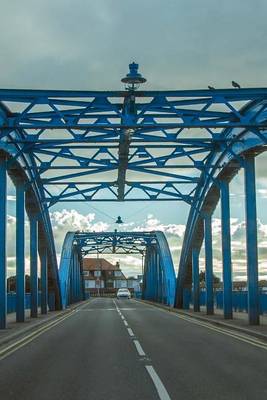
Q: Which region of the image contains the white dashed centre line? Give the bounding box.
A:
[127,328,134,337]
[133,340,146,356]
[145,365,171,400]
[115,299,172,399]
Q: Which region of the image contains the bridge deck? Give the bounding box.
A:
[0,298,267,399]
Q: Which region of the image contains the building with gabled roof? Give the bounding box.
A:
[82,257,127,293]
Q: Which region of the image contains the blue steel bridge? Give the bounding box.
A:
[0,62,267,331]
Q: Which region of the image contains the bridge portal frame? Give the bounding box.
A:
[0,64,267,327]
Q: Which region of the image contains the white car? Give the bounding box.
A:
[117,288,131,299]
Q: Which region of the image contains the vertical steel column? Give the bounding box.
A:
[220,180,233,319]
[147,247,153,300]
[192,248,200,312]
[151,250,155,301]
[152,248,158,301]
[16,178,25,323]
[75,255,79,302]
[74,254,77,302]
[77,255,81,301]
[76,255,80,301]
[156,252,160,303]
[244,155,259,325]
[74,253,78,302]
[204,213,214,315]
[0,155,7,329]
[72,255,76,302]
[40,248,48,314]
[29,214,38,317]
[159,260,163,303]
[69,257,73,303]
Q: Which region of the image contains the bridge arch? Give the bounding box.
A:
[58,230,176,308]
[0,65,267,327]
[0,114,61,328]
[176,99,267,324]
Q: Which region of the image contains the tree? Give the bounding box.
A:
[7,275,41,292]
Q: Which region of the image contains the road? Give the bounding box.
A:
[0,298,267,399]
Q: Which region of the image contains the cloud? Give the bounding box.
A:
[133,215,186,237]
[0,0,267,91]
[5,209,267,280]
[50,209,110,253]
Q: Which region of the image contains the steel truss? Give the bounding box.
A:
[58,230,176,308]
[0,63,267,327]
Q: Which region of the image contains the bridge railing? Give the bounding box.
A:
[183,289,267,315]
[6,292,57,314]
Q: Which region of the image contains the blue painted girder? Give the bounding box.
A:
[0,85,267,203]
[1,88,267,130]
[59,230,176,307]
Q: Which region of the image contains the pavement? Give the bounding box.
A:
[0,297,267,399]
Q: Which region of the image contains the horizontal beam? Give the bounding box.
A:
[3,122,267,129]
[0,87,267,98]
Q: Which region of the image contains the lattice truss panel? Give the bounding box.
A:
[0,88,266,204]
[75,232,156,255]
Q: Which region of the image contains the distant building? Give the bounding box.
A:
[127,276,142,292]
[82,258,127,293]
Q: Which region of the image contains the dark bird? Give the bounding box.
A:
[208,86,215,90]
[232,80,241,89]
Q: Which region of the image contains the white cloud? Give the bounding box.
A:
[50,209,110,253]
[133,215,186,237]
[5,209,267,280]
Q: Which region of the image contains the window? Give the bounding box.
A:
[94,270,101,277]
[85,280,96,289]
[114,270,122,277]
[83,271,89,276]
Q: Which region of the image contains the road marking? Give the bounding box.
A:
[116,300,171,399]
[173,313,267,351]
[133,340,146,356]
[76,308,117,312]
[127,328,134,337]
[145,365,171,400]
[138,301,267,351]
[0,310,76,361]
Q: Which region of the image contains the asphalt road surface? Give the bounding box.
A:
[0,298,267,400]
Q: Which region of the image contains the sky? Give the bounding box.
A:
[1,0,267,280]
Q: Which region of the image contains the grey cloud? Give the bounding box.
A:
[0,0,266,90]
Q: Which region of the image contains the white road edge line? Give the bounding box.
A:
[145,365,171,400]
[136,300,267,351]
[123,320,129,327]
[133,340,146,356]
[127,328,134,337]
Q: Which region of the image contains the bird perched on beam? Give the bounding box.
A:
[232,80,241,89]
[208,86,215,90]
